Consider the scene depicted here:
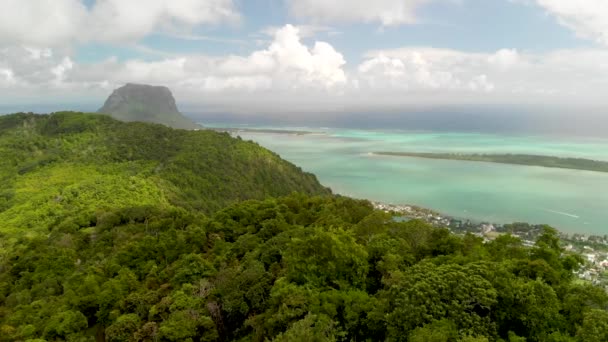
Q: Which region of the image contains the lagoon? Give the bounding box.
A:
[208,124,608,235]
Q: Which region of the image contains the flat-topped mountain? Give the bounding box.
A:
[98,83,201,129]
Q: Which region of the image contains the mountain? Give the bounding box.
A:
[0,112,330,235]
[98,83,201,129]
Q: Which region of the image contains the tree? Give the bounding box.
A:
[385,262,497,339]
[106,314,140,342]
[43,310,88,340]
[576,309,608,342]
[284,227,368,289]
[272,314,336,342]
[409,319,459,342]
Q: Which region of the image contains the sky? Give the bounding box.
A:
[1,0,608,114]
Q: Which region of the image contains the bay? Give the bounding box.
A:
[207,123,608,235]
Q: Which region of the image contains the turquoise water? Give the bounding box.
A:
[209,124,608,234]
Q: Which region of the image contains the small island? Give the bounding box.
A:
[374,152,608,173]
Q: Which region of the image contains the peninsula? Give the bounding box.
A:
[374,152,608,173]
[209,127,316,135]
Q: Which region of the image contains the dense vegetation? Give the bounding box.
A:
[1,112,608,341]
[0,112,329,235]
[1,194,607,341]
[375,152,608,173]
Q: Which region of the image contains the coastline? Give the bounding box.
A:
[214,125,608,235]
[372,200,607,246]
[373,200,608,285]
[208,127,318,135]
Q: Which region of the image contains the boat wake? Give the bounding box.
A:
[542,208,580,219]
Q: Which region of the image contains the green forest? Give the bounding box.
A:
[1,113,608,341]
[0,112,328,235]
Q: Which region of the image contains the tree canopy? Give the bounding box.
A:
[0,112,606,341]
[0,194,605,341]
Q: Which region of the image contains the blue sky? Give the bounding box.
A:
[75,1,589,63]
[1,0,608,113]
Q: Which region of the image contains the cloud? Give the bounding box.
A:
[287,0,434,26]
[0,0,240,47]
[87,0,240,43]
[487,49,521,70]
[532,0,608,46]
[0,0,87,47]
[351,46,608,107]
[264,25,347,88]
[0,47,74,88]
[0,68,16,86]
[261,24,342,39]
[0,25,345,98]
[3,21,608,111]
[178,25,347,91]
[356,48,500,92]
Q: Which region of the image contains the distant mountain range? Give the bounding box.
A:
[98,83,201,129]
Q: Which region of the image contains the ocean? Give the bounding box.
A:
[204,122,608,235]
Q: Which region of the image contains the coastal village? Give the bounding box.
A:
[373,202,608,288]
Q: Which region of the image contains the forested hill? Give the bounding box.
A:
[2,112,608,342]
[0,112,329,234]
[1,194,607,341]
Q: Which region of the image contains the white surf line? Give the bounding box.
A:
[542,208,580,219]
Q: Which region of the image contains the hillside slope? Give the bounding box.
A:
[0,112,330,235]
[0,113,607,342]
[0,193,604,342]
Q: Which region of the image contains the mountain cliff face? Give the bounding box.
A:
[98,83,201,129]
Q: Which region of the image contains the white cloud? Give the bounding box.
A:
[487,49,521,70]
[266,25,346,88]
[0,0,240,46]
[0,46,75,88]
[287,0,433,26]
[468,74,494,92]
[50,57,74,85]
[0,25,345,97]
[87,0,240,43]
[0,68,16,86]
[177,25,347,91]
[3,21,608,111]
[0,0,87,47]
[352,46,608,107]
[533,0,608,46]
[261,24,342,39]
[357,48,496,92]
